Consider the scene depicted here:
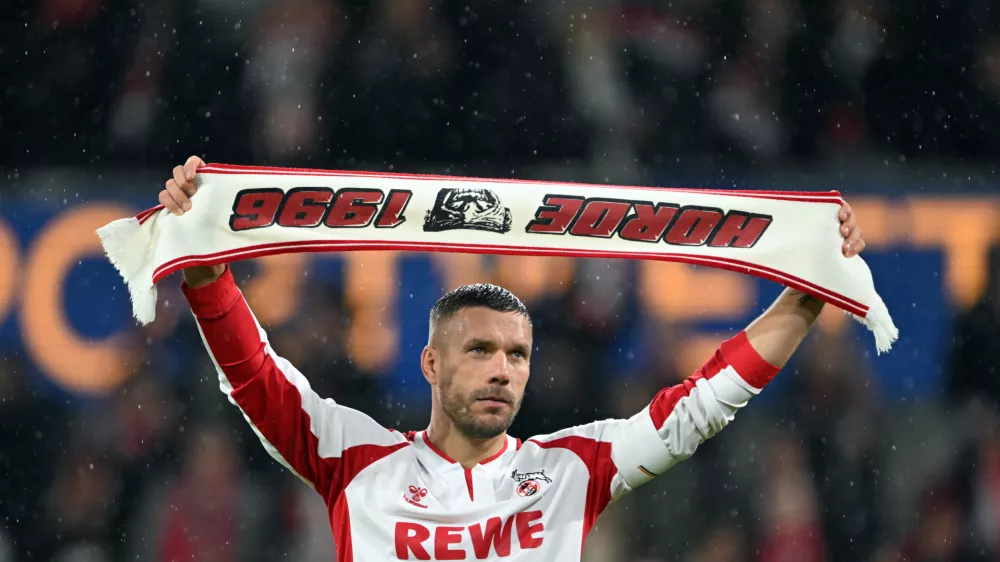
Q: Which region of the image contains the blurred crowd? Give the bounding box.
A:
[2,0,1000,561]
[2,0,1000,175]
[0,249,995,562]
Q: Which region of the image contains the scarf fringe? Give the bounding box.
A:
[96,215,158,325]
[855,296,899,355]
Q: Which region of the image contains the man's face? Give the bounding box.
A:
[428,307,532,440]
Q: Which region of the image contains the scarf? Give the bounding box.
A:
[96,163,898,353]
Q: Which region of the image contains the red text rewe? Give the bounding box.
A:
[394,510,544,560]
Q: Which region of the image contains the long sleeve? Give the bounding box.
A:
[609,330,779,488]
[528,331,779,535]
[182,267,408,500]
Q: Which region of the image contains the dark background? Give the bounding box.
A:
[1,1,1000,561]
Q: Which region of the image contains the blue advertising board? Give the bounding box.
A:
[0,194,995,404]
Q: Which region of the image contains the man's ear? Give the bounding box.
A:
[421,346,439,385]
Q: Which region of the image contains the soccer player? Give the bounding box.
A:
[160,155,866,561]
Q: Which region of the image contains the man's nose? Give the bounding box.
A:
[488,351,511,384]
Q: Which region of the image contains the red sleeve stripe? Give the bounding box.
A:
[224,340,409,496]
[226,352,327,486]
[331,494,353,562]
[185,267,272,381]
[527,436,617,553]
[719,331,781,389]
[648,331,779,429]
[325,442,410,503]
[185,268,407,499]
[648,373,712,430]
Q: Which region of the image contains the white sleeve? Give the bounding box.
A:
[609,331,779,494]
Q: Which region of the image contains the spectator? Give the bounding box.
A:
[946,246,1000,410]
[125,423,280,562]
[0,357,70,559]
[888,477,992,562]
[785,329,886,562]
[686,521,752,562]
[755,430,827,562]
[41,446,119,562]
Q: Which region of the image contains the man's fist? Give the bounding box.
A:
[159,155,205,215]
[159,155,225,287]
[838,202,865,257]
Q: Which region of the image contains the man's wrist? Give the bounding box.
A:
[744,288,824,366]
[783,288,825,321]
[182,264,227,289]
[182,265,238,318]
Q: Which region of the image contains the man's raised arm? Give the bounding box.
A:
[743,200,863,366]
[581,287,838,515]
[164,158,408,502]
[182,264,408,497]
[567,203,865,516]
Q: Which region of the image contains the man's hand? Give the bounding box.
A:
[159,155,226,288]
[160,155,205,216]
[839,202,865,257]
[744,200,866,367]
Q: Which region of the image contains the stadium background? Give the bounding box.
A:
[1,0,999,560]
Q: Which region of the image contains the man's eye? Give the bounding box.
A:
[471,347,486,354]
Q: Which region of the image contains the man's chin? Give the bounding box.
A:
[457,412,514,440]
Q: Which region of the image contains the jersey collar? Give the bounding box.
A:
[417,431,515,470]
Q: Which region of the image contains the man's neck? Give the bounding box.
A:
[425,419,507,469]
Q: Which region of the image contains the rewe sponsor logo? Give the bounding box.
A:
[394,510,544,559]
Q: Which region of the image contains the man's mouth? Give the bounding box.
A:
[476,395,511,407]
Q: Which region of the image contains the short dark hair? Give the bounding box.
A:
[429,283,531,334]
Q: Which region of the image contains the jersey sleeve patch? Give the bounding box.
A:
[609,407,669,488]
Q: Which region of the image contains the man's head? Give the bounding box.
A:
[421,284,532,441]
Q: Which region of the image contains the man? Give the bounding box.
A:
[160,155,866,561]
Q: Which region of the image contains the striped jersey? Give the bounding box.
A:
[183,267,780,561]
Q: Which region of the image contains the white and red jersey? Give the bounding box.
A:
[183,267,780,561]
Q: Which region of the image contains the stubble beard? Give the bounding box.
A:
[438,377,521,440]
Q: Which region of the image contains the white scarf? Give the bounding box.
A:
[96,163,898,353]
